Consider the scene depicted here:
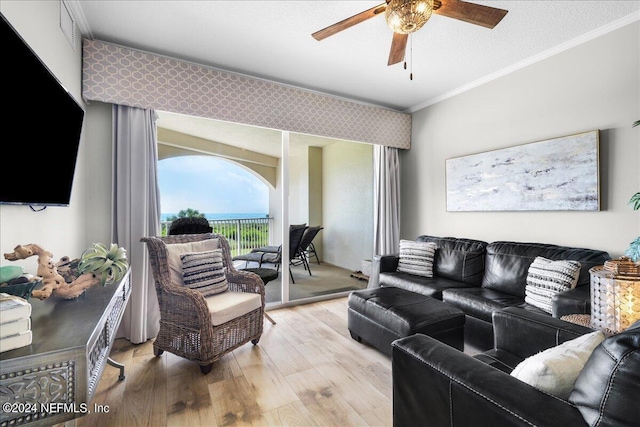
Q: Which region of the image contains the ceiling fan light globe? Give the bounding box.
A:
[385,0,433,35]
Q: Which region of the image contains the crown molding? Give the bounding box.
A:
[406,11,640,113]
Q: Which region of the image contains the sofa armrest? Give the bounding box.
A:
[368,253,399,288]
[493,307,594,359]
[392,334,587,427]
[552,285,590,318]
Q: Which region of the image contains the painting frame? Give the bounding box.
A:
[445,130,600,212]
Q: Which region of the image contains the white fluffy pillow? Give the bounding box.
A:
[166,239,219,286]
[525,257,581,314]
[510,330,605,399]
[397,240,436,278]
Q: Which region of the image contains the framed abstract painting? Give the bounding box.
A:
[446,130,600,211]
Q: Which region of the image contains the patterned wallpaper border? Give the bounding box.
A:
[82,39,411,149]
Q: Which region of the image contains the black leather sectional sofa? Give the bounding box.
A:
[392,307,640,427]
[369,236,611,350]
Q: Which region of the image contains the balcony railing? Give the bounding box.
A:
[161,217,273,257]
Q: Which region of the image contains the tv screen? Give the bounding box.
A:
[0,13,85,207]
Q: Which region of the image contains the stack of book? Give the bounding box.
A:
[0,293,32,353]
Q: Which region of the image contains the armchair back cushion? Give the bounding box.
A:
[482,241,610,298]
[569,320,640,426]
[166,238,220,286]
[416,236,488,286]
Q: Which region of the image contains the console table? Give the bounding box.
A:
[0,268,131,426]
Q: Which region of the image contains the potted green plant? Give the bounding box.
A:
[626,120,640,262]
[78,243,129,286]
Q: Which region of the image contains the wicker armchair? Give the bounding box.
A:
[141,233,264,374]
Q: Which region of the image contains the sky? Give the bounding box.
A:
[158,155,269,214]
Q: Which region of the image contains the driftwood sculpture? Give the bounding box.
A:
[4,244,100,300]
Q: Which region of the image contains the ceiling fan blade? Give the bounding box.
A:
[434,0,508,29]
[388,33,408,66]
[312,3,387,41]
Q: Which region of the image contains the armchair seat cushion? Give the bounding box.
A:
[443,287,546,323]
[205,291,262,326]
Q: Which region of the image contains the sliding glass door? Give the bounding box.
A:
[155,111,372,308]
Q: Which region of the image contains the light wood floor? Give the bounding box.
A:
[72,296,392,427]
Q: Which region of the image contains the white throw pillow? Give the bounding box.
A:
[181,249,229,297]
[510,330,605,399]
[525,257,581,314]
[397,240,436,278]
[166,239,219,286]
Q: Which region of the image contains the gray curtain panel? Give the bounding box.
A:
[373,145,401,263]
[112,104,161,344]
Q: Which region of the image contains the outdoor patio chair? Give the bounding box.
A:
[141,233,265,374]
[168,216,213,235]
[295,225,323,268]
[233,223,308,283]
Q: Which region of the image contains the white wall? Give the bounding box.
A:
[323,141,374,270]
[0,2,110,274]
[403,21,640,258]
[289,144,310,225]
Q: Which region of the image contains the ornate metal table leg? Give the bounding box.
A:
[107,357,125,380]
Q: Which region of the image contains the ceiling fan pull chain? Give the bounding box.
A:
[409,34,413,81]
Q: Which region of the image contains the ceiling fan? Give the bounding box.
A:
[312,0,508,67]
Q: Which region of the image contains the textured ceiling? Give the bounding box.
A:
[73,1,639,112]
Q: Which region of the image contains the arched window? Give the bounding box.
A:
[158,155,268,222]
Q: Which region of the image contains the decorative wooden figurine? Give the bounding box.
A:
[3,242,127,300]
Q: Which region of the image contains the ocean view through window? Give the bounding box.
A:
[158,156,270,252]
[158,156,268,216]
[160,213,268,222]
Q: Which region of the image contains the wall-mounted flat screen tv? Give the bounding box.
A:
[0,13,85,207]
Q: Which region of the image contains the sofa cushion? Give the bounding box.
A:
[443,287,546,322]
[569,320,640,426]
[380,272,476,299]
[524,257,581,314]
[510,330,605,399]
[397,240,436,277]
[482,241,610,297]
[416,236,488,286]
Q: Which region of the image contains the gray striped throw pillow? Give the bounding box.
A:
[181,249,229,296]
[397,240,436,277]
[525,257,581,314]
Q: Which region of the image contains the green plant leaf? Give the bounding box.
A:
[625,237,640,262]
[633,120,640,128]
[630,192,640,211]
[77,242,128,284]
